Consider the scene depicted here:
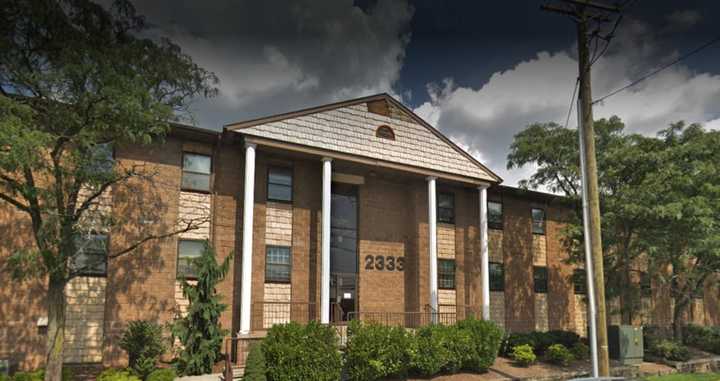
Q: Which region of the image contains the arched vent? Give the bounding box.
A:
[375,125,395,140]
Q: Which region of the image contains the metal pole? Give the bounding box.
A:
[578,97,599,378]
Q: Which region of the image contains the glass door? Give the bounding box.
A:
[329,183,358,323]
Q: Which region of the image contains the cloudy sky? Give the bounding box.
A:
[129,0,720,186]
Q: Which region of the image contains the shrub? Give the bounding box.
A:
[262,321,342,381]
[12,369,73,381]
[242,343,267,381]
[97,369,141,381]
[145,368,175,381]
[511,344,536,367]
[650,340,691,362]
[345,321,413,381]
[411,325,451,377]
[0,374,10,381]
[119,320,166,380]
[172,242,233,376]
[502,330,580,356]
[456,318,504,372]
[571,342,590,360]
[545,330,581,349]
[684,325,720,354]
[546,344,574,366]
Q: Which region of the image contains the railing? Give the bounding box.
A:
[223,334,263,381]
[346,304,480,328]
[250,301,317,331]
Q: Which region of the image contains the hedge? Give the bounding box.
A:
[261,321,342,381]
[345,321,413,381]
[684,325,720,354]
[501,330,580,356]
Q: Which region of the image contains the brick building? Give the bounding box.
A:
[0,94,718,370]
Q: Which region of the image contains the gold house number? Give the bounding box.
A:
[364,255,404,271]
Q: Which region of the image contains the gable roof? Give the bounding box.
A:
[225,93,501,184]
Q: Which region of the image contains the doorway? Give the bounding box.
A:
[330,183,358,323]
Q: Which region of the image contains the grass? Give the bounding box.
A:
[644,373,720,381]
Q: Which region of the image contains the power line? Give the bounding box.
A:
[564,78,579,129]
[593,34,720,104]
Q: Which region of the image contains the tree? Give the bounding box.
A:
[171,242,233,376]
[508,117,659,324]
[640,123,720,340]
[0,1,217,380]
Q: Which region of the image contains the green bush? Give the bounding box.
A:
[502,330,580,356]
[511,344,536,367]
[650,340,691,362]
[546,344,574,366]
[262,321,342,381]
[345,321,413,381]
[684,325,720,354]
[145,368,175,381]
[411,325,450,377]
[456,317,504,372]
[0,374,10,381]
[242,343,267,381]
[97,369,141,381]
[571,342,590,360]
[12,368,73,381]
[119,320,166,379]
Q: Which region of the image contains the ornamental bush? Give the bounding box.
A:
[456,317,504,372]
[12,369,73,381]
[242,343,267,381]
[571,342,590,360]
[119,320,166,380]
[546,344,574,366]
[684,325,720,354]
[650,340,691,362]
[345,321,413,381]
[262,321,342,381]
[501,330,580,356]
[97,369,141,381]
[511,344,536,367]
[145,368,175,381]
[410,325,451,377]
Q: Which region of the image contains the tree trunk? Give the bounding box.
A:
[672,296,689,342]
[45,274,66,381]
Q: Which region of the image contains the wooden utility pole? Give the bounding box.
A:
[541,0,620,376]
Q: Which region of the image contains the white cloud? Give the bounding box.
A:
[414,19,720,187]
[129,0,414,128]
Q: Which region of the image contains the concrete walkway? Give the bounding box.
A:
[176,373,222,381]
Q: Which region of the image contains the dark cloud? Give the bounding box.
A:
[127,0,413,128]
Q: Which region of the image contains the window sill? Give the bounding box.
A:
[181,188,212,194]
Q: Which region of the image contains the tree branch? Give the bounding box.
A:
[108,216,209,259]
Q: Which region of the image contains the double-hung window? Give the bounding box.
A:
[182,153,212,192]
[532,208,545,235]
[438,259,456,289]
[437,192,455,224]
[177,240,205,279]
[72,233,108,276]
[488,201,503,230]
[573,269,587,295]
[265,246,291,283]
[533,266,548,293]
[267,167,293,202]
[489,262,505,292]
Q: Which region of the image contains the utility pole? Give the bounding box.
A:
[541,0,620,377]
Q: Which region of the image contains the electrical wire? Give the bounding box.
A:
[564,78,580,129]
[593,34,720,104]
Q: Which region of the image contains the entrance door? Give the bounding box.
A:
[330,183,358,323]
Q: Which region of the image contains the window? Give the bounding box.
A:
[532,208,545,235]
[86,143,114,177]
[640,272,652,297]
[375,125,395,140]
[573,269,586,295]
[267,167,293,202]
[72,233,108,276]
[177,240,205,278]
[488,201,503,230]
[266,246,291,283]
[437,192,455,224]
[489,262,504,292]
[438,259,456,289]
[534,266,548,293]
[182,153,212,192]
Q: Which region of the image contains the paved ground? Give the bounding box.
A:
[176,373,222,381]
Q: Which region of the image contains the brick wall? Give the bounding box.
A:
[64,277,107,364]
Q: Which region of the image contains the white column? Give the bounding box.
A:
[478,184,490,320]
[320,157,332,324]
[427,177,438,315]
[239,143,256,334]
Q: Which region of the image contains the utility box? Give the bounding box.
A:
[608,325,644,365]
